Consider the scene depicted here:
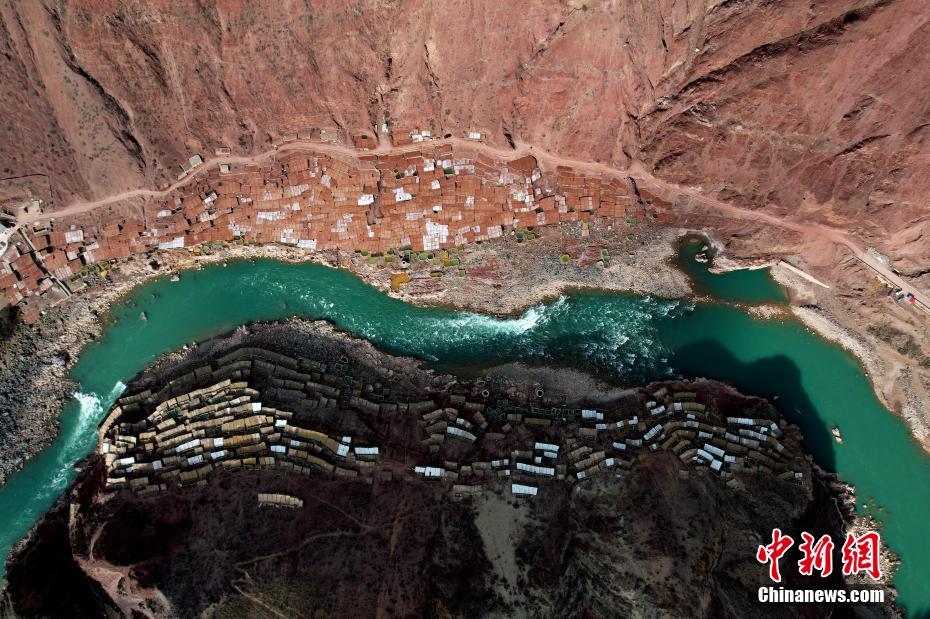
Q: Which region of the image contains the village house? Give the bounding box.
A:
[1,144,647,318]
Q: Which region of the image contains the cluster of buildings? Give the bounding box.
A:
[414,384,802,499]
[97,343,804,502]
[1,142,645,320]
[99,346,386,495]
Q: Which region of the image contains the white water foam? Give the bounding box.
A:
[443,296,567,337]
[61,382,126,458]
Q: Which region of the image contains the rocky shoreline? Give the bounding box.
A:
[771,263,930,453]
[688,230,930,455]
[0,295,103,486]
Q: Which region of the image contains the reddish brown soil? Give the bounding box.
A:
[0,1,928,271]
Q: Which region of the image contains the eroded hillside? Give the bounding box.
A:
[1,0,928,271]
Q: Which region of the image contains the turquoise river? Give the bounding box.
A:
[0,254,928,614]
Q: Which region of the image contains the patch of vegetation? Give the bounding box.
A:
[390,273,412,291]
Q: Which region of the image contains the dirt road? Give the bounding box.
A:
[628,171,930,309]
[15,136,929,310]
[16,137,638,223]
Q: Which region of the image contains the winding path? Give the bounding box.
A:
[14,137,929,310]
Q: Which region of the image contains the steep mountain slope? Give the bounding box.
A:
[1,0,927,269]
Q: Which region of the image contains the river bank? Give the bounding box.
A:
[771,261,930,453]
[1,221,927,489]
[0,290,103,486]
[0,223,687,484]
[681,229,930,456]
